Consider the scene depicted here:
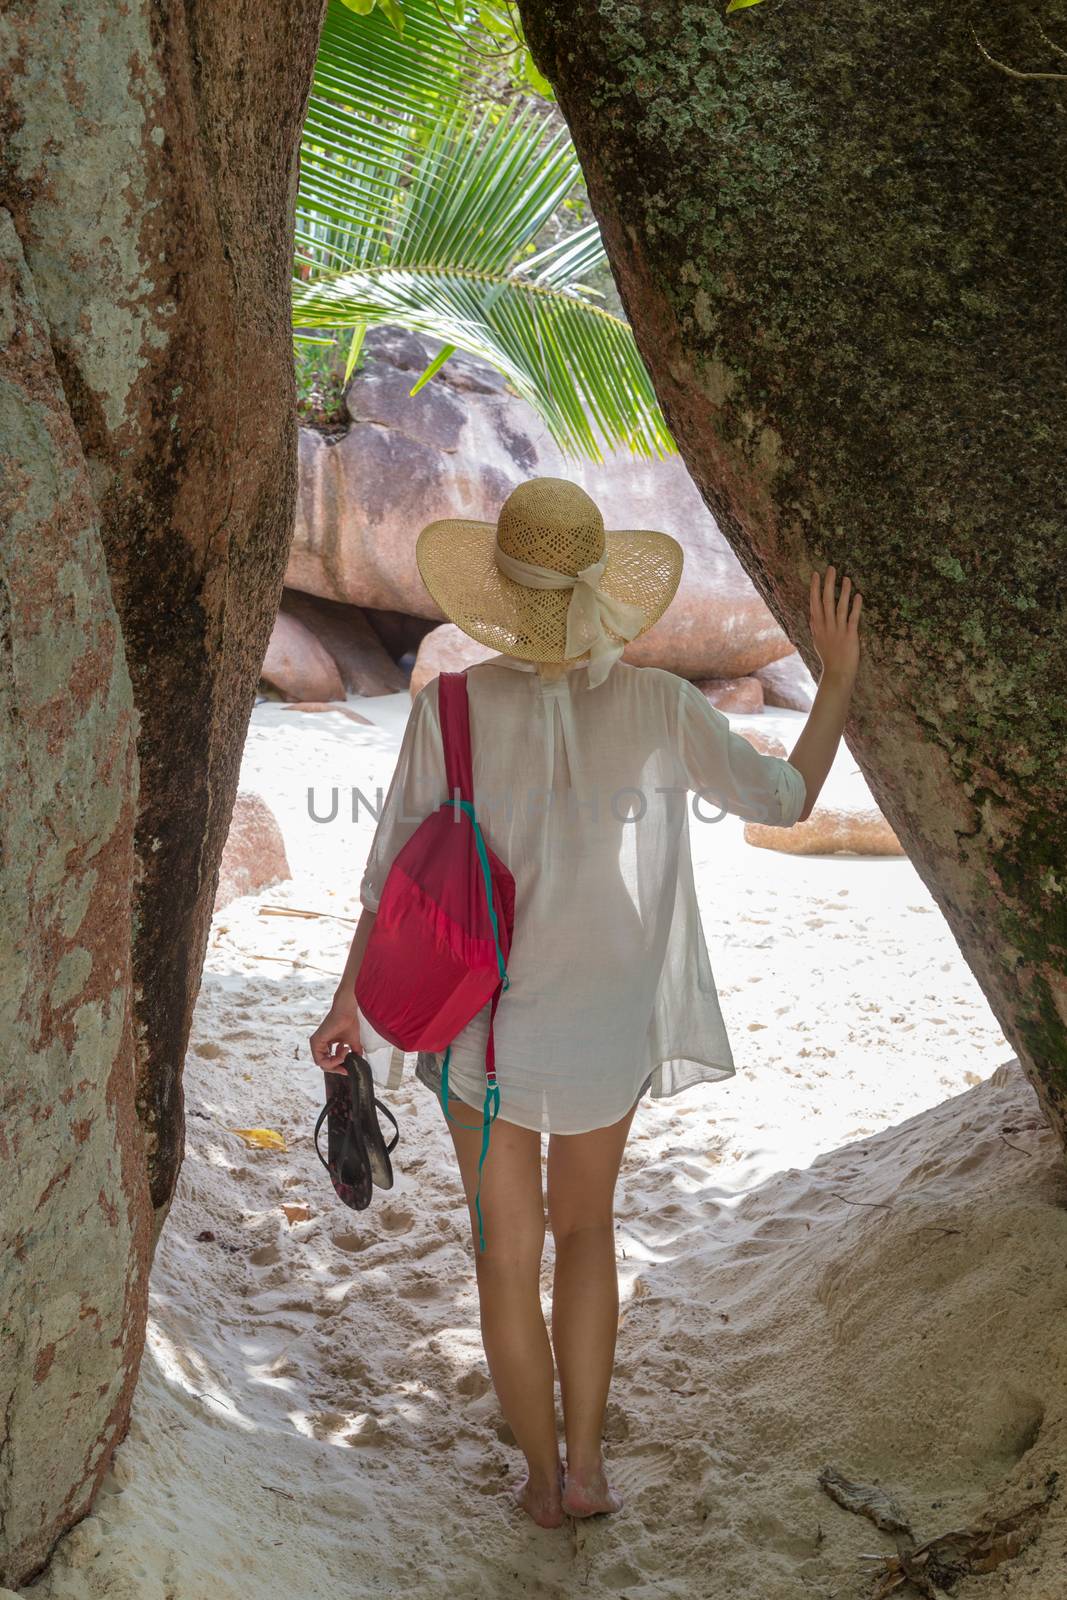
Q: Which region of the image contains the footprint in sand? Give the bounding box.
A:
[259,1352,302,1379]
[455,1367,493,1399]
[329,1208,413,1257]
[377,1203,416,1234]
[746,1214,816,1244]
[345,1412,384,1445]
[739,1510,824,1560]
[331,1230,374,1254]
[307,1410,349,1440]
[599,1561,643,1588]
[321,1352,372,1385]
[602,1401,630,1442]
[397,1272,445,1302]
[665,1157,714,1182]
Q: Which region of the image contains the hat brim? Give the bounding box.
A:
[415,518,683,667]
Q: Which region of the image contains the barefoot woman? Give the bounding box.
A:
[311,477,861,1527]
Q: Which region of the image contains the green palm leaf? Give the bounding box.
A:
[294,0,676,461]
[297,0,469,266]
[293,268,669,459]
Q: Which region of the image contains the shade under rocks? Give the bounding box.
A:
[261,611,344,703]
[278,703,374,726]
[32,692,1057,1600]
[280,589,407,696]
[362,606,439,664]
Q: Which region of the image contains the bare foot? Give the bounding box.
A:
[510,1465,565,1528]
[562,1474,623,1516]
[561,1459,624,1518]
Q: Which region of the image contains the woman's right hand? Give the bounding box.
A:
[310,995,364,1075]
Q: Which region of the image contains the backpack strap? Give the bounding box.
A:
[437,669,474,805]
[439,978,504,1255]
[435,667,510,1257]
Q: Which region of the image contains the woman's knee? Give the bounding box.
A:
[472,1213,546,1277]
[445,1110,546,1270]
[546,1208,615,1247]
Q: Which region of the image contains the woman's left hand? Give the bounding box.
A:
[810,564,862,682]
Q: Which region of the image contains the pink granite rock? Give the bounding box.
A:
[691,675,765,713]
[745,806,904,855]
[262,611,345,703]
[409,623,499,696]
[737,727,788,758]
[753,650,818,711]
[215,793,292,910]
[288,329,796,680]
[280,588,406,695]
[278,702,374,725]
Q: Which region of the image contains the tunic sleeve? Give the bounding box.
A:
[358,678,447,913]
[676,676,807,826]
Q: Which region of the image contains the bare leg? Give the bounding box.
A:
[438,1088,563,1528]
[546,1094,640,1517]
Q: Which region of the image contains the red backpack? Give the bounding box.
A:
[355,670,516,1252]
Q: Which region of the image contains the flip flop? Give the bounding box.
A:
[315,1062,373,1210]
[313,1052,399,1211]
[348,1050,400,1190]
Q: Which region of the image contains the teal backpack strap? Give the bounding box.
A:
[437,799,509,1254]
[444,800,509,988]
[440,1041,500,1254]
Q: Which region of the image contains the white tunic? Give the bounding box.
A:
[357,653,807,1134]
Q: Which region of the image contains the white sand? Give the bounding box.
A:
[20,695,1067,1600]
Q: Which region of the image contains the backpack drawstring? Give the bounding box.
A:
[440,1045,500,1254]
[437,798,509,1254]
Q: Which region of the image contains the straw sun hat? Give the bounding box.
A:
[415,477,683,688]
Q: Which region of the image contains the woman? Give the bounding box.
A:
[310,476,862,1529]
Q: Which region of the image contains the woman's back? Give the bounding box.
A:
[359,653,806,1135]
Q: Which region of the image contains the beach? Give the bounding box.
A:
[20,692,1066,1600]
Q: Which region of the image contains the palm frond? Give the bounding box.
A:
[514,221,607,290]
[293,268,672,460]
[294,0,676,460]
[298,0,476,259]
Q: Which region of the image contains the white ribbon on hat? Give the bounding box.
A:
[493,543,646,688]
